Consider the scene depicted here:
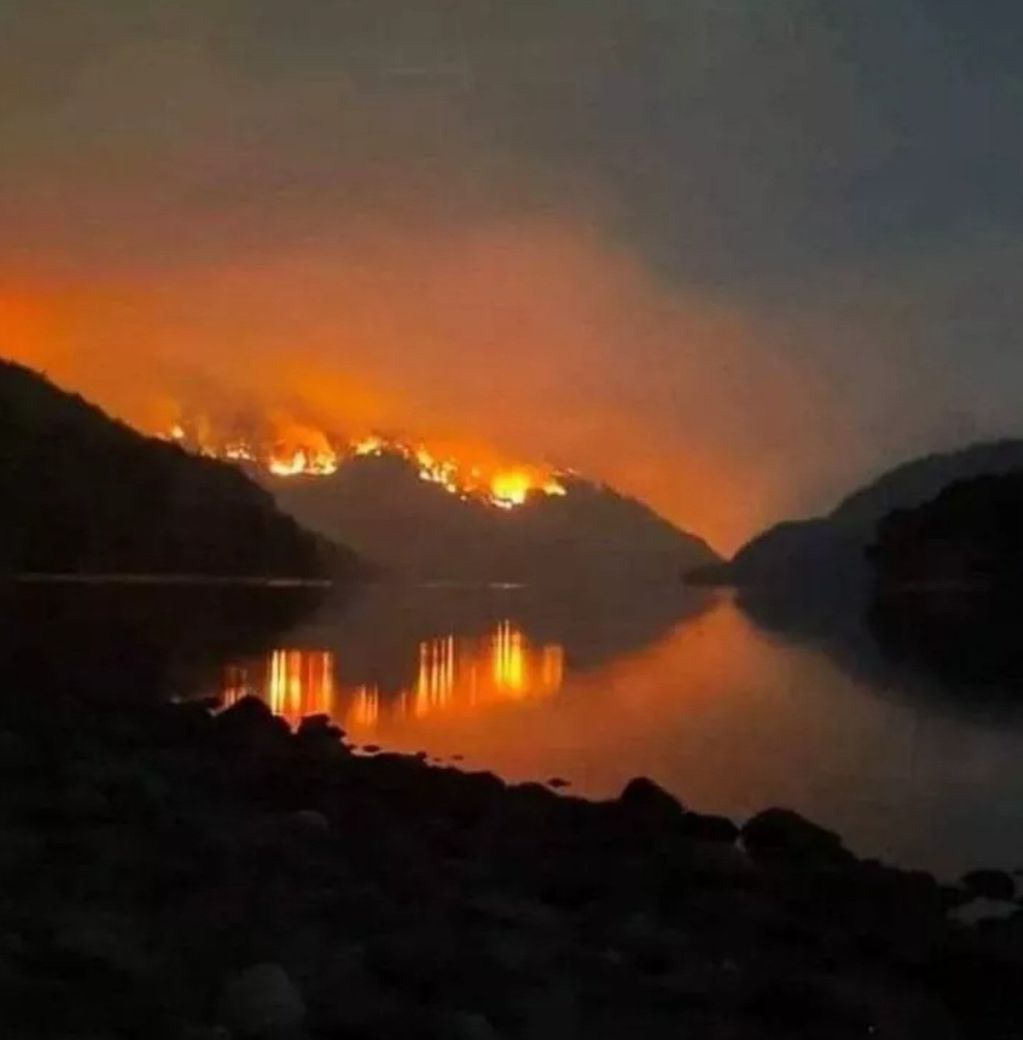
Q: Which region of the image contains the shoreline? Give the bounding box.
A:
[2,692,1021,1038]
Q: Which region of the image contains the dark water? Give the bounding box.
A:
[5,577,1023,877]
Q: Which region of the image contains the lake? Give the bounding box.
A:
[5,577,1023,877]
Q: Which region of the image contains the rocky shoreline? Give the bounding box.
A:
[1,691,1021,1039]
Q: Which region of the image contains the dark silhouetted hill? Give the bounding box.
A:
[870,470,1023,589]
[0,360,359,579]
[867,471,1023,688]
[265,452,719,585]
[694,440,1023,589]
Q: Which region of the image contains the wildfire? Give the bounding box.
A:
[268,447,338,477]
[162,417,567,510]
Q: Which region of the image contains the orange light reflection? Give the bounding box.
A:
[219,622,563,731]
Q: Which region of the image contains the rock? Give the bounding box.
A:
[304,944,403,1033]
[323,985,401,1035]
[217,963,305,1036]
[290,809,330,835]
[362,744,381,754]
[446,1010,500,1040]
[464,892,564,933]
[53,911,149,976]
[0,729,32,772]
[617,777,687,829]
[61,782,112,820]
[741,807,850,864]
[212,696,289,751]
[215,695,275,730]
[546,777,571,789]
[296,713,338,738]
[613,911,686,973]
[744,976,871,1032]
[951,897,1020,925]
[684,839,757,885]
[962,868,1016,902]
[0,932,27,962]
[173,1026,232,1040]
[680,812,739,843]
[0,828,46,870]
[367,926,457,987]
[515,984,580,1040]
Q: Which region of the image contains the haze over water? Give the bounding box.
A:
[211,583,1023,879]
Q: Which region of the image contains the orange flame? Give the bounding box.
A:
[162,412,566,509]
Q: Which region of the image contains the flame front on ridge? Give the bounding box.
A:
[162,416,567,510]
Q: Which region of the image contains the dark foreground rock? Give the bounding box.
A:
[0,692,1020,1039]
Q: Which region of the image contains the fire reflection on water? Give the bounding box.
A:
[220,621,564,732]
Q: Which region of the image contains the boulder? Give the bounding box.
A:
[366,926,457,987]
[212,696,289,752]
[445,1010,501,1040]
[289,809,330,835]
[741,808,850,864]
[52,910,150,977]
[296,713,339,738]
[0,729,33,773]
[618,777,686,825]
[961,869,1016,902]
[216,963,305,1036]
[59,782,112,821]
[681,812,740,843]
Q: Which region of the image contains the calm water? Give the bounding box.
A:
[5,578,1023,877]
[205,582,1023,878]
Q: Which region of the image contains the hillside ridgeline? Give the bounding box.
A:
[266,452,719,585]
[692,440,1023,589]
[0,360,359,580]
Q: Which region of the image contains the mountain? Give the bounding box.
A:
[867,471,1023,689]
[0,359,358,579]
[692,439,1023,588]
[829,440,1023,529]
[264,451,719,585]
[870,469,1023,589]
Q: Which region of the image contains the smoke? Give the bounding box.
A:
[1,217,860,552]
[3,1,1023,553]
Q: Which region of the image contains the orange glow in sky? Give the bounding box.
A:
[0,221,854,553]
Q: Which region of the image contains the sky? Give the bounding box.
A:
[1,0,1022,553]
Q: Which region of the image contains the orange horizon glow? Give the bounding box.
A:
[0,217,844,554]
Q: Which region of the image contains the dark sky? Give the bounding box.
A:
[2,0,1022,550]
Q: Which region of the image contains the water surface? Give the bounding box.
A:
[4,577,1021,876]
[207,581,1023,877]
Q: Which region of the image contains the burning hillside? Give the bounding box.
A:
[163,419,566,511]
[156,407,718,584]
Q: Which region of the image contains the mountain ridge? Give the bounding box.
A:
[0,359,359,580]
[691,439,1023,588]
[263,450,719,585]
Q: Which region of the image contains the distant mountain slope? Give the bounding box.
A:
[830,440,1023,530]
[870,469,1023,588]
[0,359,357,579]
[867,470,1023,688]
[265,452,719,585]
[694,440,1023,588]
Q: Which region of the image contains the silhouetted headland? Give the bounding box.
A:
[690,440,1023,591]
[867,469,1023,689]
[0,359,364,581]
